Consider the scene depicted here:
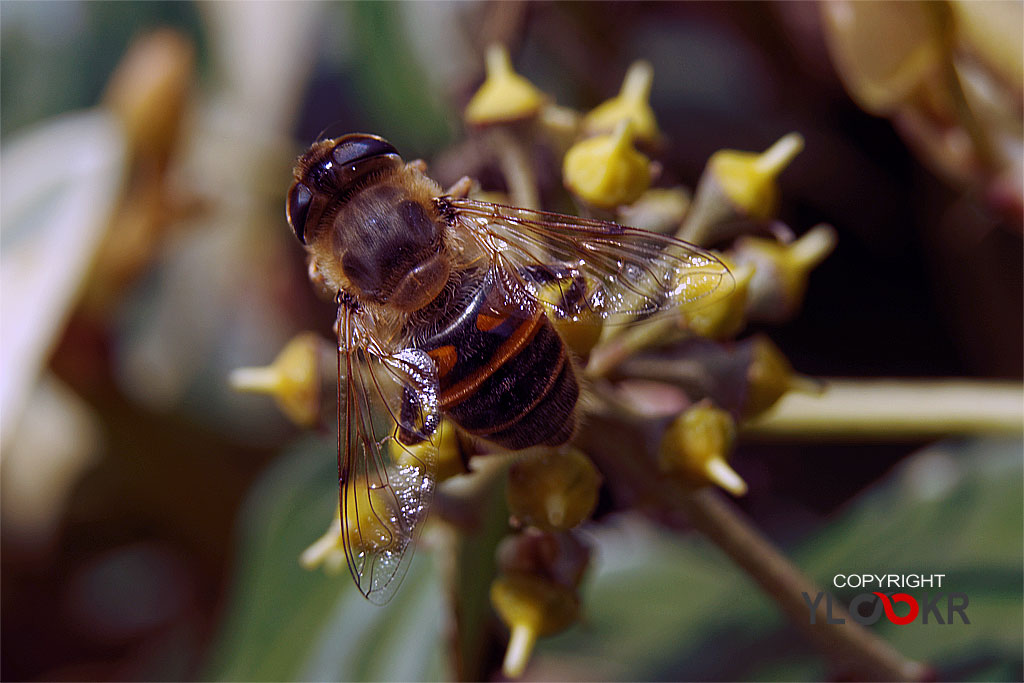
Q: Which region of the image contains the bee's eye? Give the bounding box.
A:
[331,135,399,167]
[287,182,313,244]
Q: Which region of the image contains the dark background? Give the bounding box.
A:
[2,2,1020,680]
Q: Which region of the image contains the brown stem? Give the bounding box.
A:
[488,128,539,210]
[435,455,513,681]
[678,488,929,681]
[579,394,928,681]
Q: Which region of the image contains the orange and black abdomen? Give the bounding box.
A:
[417,274,579,450]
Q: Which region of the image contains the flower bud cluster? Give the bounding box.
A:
[233,47,842,681]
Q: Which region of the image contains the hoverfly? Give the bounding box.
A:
[286,133,731,604]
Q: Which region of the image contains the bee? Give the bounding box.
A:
[286,133,731,603]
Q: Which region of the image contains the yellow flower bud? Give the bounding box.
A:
[391,418,466,483]
[229,332,322,427]
[582,60,660,144]
[538,103,583,144]
[465,44,547,126]
[507,448,601,531]
[617,186,691,234]
[743,335,803,419]
[299,504,347,575]
[550,312,604,360]
[708,133,805,219]
[563,120,652,208]
[299,475,404,575]
[341,479,402,553]
[658,400,746,496]
[731,224,837,322]
[491,572,579,678]
[534,276,605,358]
[681,256,754,340]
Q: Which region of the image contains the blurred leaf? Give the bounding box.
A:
[205,434,448,681]
[0,1,203,137]
[348,2,453,155]
[531,438,1023,681]
[208,436,1021,681]
[0,110,126,453]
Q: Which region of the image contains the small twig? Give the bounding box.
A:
[488,128,539,210]
[743,379,1023,440]
[580,391,931,680]
[586,316,682,379]
[678,488,929,681]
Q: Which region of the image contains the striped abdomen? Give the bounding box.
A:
[416,274,579,450]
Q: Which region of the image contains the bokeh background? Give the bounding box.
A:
[2,2,1021,681]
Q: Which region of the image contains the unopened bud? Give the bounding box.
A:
[680,133,804,245]
[563,120,652,208]
[681,257,754,340]
[582,60,660,144]
[617,187,691,234]
[299,474,403,575]
[731,224,837,323]
[491,572,579,678]
[711,133,804,219]
[392,418,467,483]
[743,335,819,418]
[465,44,547,126]
[659,400,746,496]
[507,448,601,531]
[229,332,322,427]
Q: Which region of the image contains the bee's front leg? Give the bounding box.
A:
[445,176,475,199]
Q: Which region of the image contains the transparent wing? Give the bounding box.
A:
[449,198,733,323]
[337,306,439,605]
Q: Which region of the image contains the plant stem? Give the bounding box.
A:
[489,128,539,210]
[743,379,1023,440]
[678,488,929,681]
[435,456,512,681]
[582,390,933,680]
[586,316,681,379]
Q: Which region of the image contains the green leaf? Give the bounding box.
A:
[205,434,448,681]
[346,2,453,156]
[1,110,126,450]
[532,438,1023,681]
[208,436,1022,681]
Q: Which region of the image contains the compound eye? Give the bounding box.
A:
[286,182,313,244]
[330,135,399,167]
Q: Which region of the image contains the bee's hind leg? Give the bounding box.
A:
[396,385,436,446]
